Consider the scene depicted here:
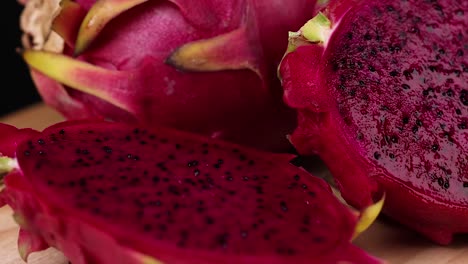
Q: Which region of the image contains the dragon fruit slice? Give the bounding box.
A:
[279,0,468,245]
[0,120,382,264]
[18,0,320,151]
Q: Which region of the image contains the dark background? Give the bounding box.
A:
[4,1,42,116]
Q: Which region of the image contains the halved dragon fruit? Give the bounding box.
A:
[0,120,382,264]
[279,0,467,244]
[18,0,321,151]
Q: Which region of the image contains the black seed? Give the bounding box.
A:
[443,181,450,189]
[390,135,399,143]
[102,146,112,153]
[79,178,87,187]
[416,119,423,127]
[187,160,199,167]
[389,153,395,159]
[216,233,229,248]
[255,186,264,194]
[374,152,381,160]
[463,182,468,188]
[431,144,439,151]
[152,176,160,183]
[158,224,167,232]
[389,70,399,77]
[24,150,30,156]
[37,139,45,145]
[368,65,375,72]
[205,216,215,225]
[458,123,467,129]
[130,177,140,184]
[301,184,308,189]
[168,185,180,195]
[402,84,410,90]
[456,109,462,115]
[82,149,89,155]
[294,175,300,181]
[59,129,65,135]
[402,116,410,124]
[226,176,233,181]
[193,169,200,176]
[437,178,444,186]
[280,201,288,212]
[243,176,249,181]
[460,90,468,106]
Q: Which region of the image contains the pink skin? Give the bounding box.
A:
[28,0,320,152]
[280,0,468,244]
[0,120,380,263]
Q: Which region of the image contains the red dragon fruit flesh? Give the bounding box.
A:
[0,120,383,264]
[18,0,321,152]
[279,0,468,245]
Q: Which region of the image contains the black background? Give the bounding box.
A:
[3,1,42,116]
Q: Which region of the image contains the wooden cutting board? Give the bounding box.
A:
[0,103,467,264]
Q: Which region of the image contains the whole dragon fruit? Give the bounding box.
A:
[279,0,468,244]
[19,0,319,151]
[0,120,382,264]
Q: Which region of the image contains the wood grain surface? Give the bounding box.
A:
[0,103,466,264]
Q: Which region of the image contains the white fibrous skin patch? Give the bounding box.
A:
[20,0,64,52]
[0,157,18,191]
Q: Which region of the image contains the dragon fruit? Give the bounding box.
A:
[0,119,382,264]
[18,0,320,151]
[279,0,468,244]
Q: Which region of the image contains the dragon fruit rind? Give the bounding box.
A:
[0,120,382,264]
[18,0,321,151]
[279,0,468,244]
